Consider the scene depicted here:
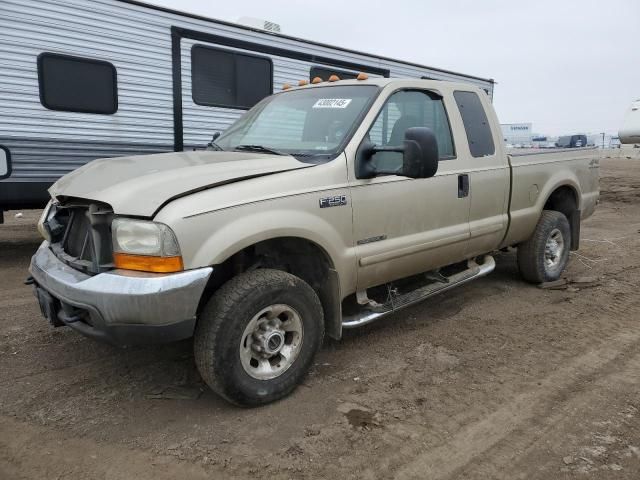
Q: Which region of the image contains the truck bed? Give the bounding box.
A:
[502,147,600,248]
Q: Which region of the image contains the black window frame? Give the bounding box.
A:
[190,44,273,110]
[453,90,496,158]
[310,66,360,82]
[37,52,118,115]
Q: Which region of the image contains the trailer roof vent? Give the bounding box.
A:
[237,16,281,33]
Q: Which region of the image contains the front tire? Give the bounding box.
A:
[194,269,324,406]
[517,210,571,283]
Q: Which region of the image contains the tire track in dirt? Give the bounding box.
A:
[393,327,640,480]
[456,349,640,479]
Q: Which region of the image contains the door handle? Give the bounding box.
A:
[458,174,469,198]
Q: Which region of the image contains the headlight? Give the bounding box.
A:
[37,201,54,242]
[112,218,183,273]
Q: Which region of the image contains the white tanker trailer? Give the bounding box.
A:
[619,99,640,145]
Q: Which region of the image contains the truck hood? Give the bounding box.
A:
[49,150,314,217]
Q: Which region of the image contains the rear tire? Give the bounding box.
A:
[517,210,571,283]
[194,269,324,406]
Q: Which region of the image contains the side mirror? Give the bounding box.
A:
[0,146,11,180]
[401,127,439,178]
[356,127,439,179]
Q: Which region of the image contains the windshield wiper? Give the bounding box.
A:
[234,144,285,155]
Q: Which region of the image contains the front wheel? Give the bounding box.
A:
[194,269,324,406]
[517,210,571,283]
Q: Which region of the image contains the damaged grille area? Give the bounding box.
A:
[46,202,114,275]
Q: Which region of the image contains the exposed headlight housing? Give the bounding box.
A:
[37,201,54,242]
[112,218,183,273]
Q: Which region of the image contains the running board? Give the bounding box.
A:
[342,255,496,329]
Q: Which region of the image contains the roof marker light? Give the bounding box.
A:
[328,74,340,82]
[298,79,309,86]
[282,83,292,90]
[311,76,323,84]
[357,72,369,80]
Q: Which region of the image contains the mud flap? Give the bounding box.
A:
[569,209,581,250]
[322,269,342,340]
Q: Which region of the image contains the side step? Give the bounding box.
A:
[342,255,496,329]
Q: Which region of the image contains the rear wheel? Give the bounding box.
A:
[194,269,324,406]
[517,210,571,283]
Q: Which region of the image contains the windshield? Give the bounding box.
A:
[215,85,379,161]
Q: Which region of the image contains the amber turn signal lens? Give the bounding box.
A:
[114,253,184,273]
[356,72,368,80]
[328,74,340,82]
[311,76,322,84]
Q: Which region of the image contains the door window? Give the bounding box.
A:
[368,90,455,172]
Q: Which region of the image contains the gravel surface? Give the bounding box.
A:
[1,158,639,479]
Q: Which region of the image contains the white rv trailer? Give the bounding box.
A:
[0,0,495,216]
[619,99,640,145]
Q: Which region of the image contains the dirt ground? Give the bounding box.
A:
[1,157,639,479]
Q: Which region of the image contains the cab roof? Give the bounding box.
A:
[278,77,487,94]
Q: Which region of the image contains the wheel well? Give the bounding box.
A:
[543,185,580,249]
[198,237,342,339]
[544,186,578,218]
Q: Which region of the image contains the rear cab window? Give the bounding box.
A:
[453,91,495,157]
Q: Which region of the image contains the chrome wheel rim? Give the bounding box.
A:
[544,228,565,270]
[239,304,304,380]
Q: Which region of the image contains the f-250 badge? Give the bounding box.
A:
[319,195,347,208]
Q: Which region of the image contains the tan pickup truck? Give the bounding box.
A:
[30,78,600,405]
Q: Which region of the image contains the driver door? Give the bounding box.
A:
[349,89,471,289]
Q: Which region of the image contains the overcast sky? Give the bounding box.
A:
[147,0,639,136]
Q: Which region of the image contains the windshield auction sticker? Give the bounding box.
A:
[312,98,353,109]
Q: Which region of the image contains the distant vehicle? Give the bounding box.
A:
[619,100,640,145]
[556,135,588,148]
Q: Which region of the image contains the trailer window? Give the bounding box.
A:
[191,45,272,109]
[453,91,495,157]
[37,53,117,114]
[310,66,359,81]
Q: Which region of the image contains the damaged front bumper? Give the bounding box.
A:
[29,241,212,346]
